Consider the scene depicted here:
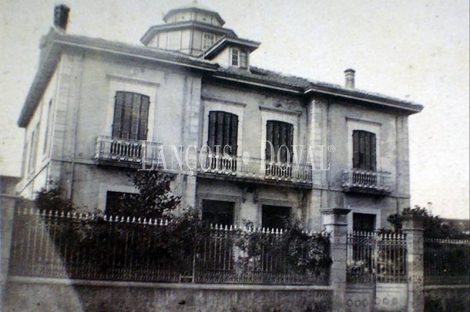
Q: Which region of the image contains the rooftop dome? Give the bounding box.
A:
[163,2,225,26]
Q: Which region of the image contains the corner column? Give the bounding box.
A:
[402,215,424,312]
[322,207,351,312]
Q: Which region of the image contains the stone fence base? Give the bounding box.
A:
[5,277,333,312]
[424,285,470,312]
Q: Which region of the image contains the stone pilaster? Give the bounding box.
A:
[402,215,424,312]
[321,207,351,312]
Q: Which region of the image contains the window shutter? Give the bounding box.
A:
[353,131,360,169]
[139,96,149,140]
[130,94,141,140]
[230,115,238,155]
[371,133,377,171]
[266,121,273,161]
[112,92,125,138]
[352,130,376,171]
[208,111,216,151]
[216,112,224,153]
[364,131,371,170]
[287,123,293,162]
[121,93,133,140]
[224,113,231,153]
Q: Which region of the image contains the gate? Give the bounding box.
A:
[346,231,407,312]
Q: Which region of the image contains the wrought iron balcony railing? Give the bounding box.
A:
[342,169,391,194]
[197,153,313,187]
[95,136,162,167]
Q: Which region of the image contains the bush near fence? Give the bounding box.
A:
[9,206,331,285]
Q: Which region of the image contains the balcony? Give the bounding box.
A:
[94,136,162,168]
[196,153,313,188]
[342,169,391,195]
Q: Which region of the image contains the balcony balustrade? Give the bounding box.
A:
[94,136,162,168]
[342,169,391,194]
[197,153,313,187]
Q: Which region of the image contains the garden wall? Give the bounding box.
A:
[5,277,332,312]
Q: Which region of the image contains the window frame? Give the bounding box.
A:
[347,117,381,172]
[202,32,216,50]
[231,48,248,69]
[352,130,377,171]
[112,91,150,141]
[207,111,239,156]
[265,120,294,163]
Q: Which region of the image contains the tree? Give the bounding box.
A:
[386,205,468,239]
[115,170,181,219]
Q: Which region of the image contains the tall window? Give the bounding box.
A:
[202,200,234,226]
[231,48,248,69]
[112,92,149,141]
[262,205,291,229]
[266,121,294,163]
[352,130,376,171]
[202,33,216,50]
[207,111,238,155]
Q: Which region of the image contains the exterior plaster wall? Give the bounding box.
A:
[322,98,410,230]
[201,83,307,160]
[196,179,308,229]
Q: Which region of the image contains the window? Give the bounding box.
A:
[105,191,127,215]
[231,48,248,68]
[265,121,294,163]
[202,200,235,226]
[112,91,149,141]
[262,205,291,229]
[352,130,376,171]
[353,213,376,232]
[207,111,238,156]
[202,33,216,50]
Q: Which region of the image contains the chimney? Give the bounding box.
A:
[344,68,355,88]
[54,5,70,31]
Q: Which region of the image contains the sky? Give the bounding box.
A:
[0,0,468,219]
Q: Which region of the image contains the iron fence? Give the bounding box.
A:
[9,206,330,285]
[424,238,470,285]
[346,231,407,284]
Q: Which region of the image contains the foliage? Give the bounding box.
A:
[386,205,469,239]
[117,170,181,219]
[235,220,331,274]
[15,184,73,213]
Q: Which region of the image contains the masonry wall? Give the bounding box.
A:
[4,279,333,312]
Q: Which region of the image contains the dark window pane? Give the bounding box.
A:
[105,191,127,215]
[353,213,376,232]
[202,200,234,226]
[262,205,291,230]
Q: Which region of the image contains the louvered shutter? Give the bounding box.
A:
[266,121,274,161]
[230,115,238,155]
[371,133,377,171]
[112,92,125,138]
[286,123,293,163]
[353,131,360,169]
[139,96,149,140]
[130,93,141,140]
[208,111,216,151]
